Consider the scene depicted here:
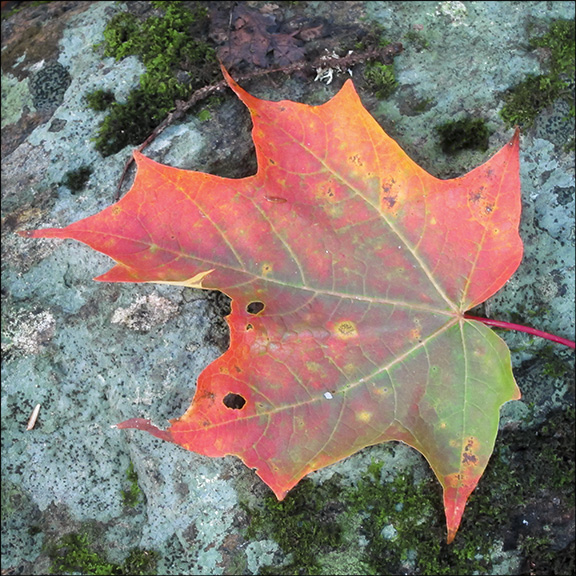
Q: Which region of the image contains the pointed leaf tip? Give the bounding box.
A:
[510,126,520,149]
[220,63,234,87]
[444,499,465,544]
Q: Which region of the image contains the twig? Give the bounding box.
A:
[115,43,403,200]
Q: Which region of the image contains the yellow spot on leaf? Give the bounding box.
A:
[306,361,327,377]
[343,363,357,375]
[334,320,358,339]
[409,328,421,341]
[357,411,372,422]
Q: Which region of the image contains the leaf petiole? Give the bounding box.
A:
[464,315,576,349]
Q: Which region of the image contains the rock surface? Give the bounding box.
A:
[2,1,574,574]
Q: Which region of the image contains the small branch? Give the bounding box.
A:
[115,43,403,199]
[464,315,576,349]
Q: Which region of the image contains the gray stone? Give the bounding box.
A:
[2,1,574,574]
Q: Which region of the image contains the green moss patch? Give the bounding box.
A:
[244,479,344,575]
[500,19,575,129]
[121,461,143,508]
[364,62,398,99]
[61,166,92,193]
[436,118,491,154]
[91,1,218,156]
[85,89,115,112]
[48,532,159,575]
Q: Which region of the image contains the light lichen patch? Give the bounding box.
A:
[2,309,56,357]
[110,293,179,332]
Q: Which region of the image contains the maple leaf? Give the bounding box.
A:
[19,68,523,543]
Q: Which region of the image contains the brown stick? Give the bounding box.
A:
[115,43,403,200]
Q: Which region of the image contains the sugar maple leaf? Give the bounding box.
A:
[20,68,523,543]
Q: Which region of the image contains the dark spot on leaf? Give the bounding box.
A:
[469,189,485,203]
[462,452,478,465]
[223,393,246,410]
[247,301,265,314]
[246,323,254,331]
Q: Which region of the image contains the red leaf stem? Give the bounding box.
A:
[465,315,575,349]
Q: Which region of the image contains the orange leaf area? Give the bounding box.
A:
[21,68,523,542]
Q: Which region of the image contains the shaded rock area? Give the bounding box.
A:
[2,1,574,575]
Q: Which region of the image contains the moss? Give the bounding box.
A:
[1,480,33,523]
[85,89,115,112]
[121,548,161,575]
[92,1,218,156]
[364,62,398,99]
[121,461,142,508]
[243,479,344,574]
[435,118,490,154]
[539,345,572,380]
[500,19,575,128]
[48,531,159,575]
[61,166,92,193]
[347,463,495,575]
[488,406,575,574]
[411,97,434,114]
[28,524,43,536]
[530,19,575,83]
[49,532,120,575]
[404,29,430,51]
[1,0,53,21]
[354,22,392,52]
[521,536,575,575]
[196,94,224,123]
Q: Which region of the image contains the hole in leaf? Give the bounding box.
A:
[246,301,265,315]
[223,393,246,410]
[246,323,254,331]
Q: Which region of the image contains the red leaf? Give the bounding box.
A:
[20,68,523,542]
